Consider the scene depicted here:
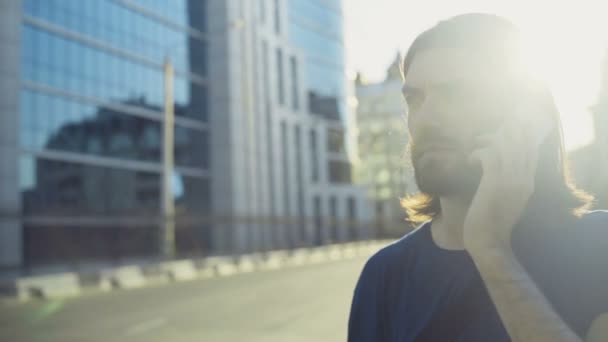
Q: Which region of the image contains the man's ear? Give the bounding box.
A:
[586,312,608,342]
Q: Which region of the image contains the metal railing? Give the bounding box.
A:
[18,214,412,269]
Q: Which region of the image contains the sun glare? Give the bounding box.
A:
[516,24,600,150]
[346,0,607,150]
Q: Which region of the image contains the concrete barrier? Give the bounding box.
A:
[199,267,215,278]
[206,257,238,277]
[6,240,389,302]
[342,245,357,259]
[258,253,284,270]
[326,245,343,261]
[161,260,198,282]
[266,251,289,262]
[308,249,328,264]
[287,249,310,266]
[16,273,80,300]
[99,266,146,290]
[237,256,258,273]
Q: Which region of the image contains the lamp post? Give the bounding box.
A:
[161,58,175,259]
[159,19,246,259]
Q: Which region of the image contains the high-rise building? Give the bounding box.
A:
[287,0,352,181]
[354,54,416,237]
[208,0,371,253]
[0,0,371,268]
[1,0,211,268]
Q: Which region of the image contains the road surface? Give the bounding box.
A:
[0,255,370,342]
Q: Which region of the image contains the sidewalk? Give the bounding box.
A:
[0,240,389,302]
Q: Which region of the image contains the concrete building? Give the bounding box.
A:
[353,54,416,237]
[0,0,371,268]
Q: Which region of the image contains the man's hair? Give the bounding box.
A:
[400,13,593,225]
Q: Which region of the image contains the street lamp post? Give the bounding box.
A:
[159,19,246,259]
[161,59,175,259]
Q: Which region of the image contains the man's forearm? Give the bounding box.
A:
[469,247,581,342]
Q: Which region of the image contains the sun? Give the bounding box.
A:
[515,20,601,151]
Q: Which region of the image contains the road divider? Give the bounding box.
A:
[2,240,390,301]
[15,273,80,300]
[100,266,146,290]
[160,260,198,282]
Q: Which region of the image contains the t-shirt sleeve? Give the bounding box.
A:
[347,251,386,342]
[512,210,608,337]
[572,210,608,335]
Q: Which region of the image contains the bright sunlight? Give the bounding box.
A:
[345,0,607,150]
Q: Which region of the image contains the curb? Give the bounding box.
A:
[1,240,389,301]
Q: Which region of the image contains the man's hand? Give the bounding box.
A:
[463,113,550,252]
[461,110,582,341]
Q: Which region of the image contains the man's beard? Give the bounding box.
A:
[410,138,482,198]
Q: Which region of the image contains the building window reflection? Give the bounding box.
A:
[20,156,161,216]
[288,0,346,122]
[18,0,212,266]
[20,89,209,168]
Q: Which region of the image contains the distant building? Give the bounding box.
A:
[570,52,608,209]
[0,0,371,268]
[354,53,416,237]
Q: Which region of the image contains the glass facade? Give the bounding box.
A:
[276,47,285,105]
[288,0,346,122]
[19,0,210,262]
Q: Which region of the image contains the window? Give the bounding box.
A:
[294,125,305,242]
[266,108,276,224]
[313,196,322,245]
[329,196,338,241]
[328,160,352,184]
[189,0,207,32]
[290,56,299,110]
[273,0,281,34]
[259,0,266,24]
[276,48,285,105]
[20,157,161,216]
[21,90,164,162]
[174,126,209,169]
[347,197,357,240]
[189,38,207,77]
[280,121,290,220]
[175,176,211,212]
[327,128,345,153]
[262,40,270,111]
[310,129,319,182]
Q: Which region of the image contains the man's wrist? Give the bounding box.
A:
[466,239,516,265]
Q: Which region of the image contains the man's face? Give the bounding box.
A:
[403,48,516,197]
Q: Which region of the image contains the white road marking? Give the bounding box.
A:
[124,317,168,336]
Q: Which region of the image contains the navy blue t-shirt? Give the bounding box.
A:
[348,210,608,341]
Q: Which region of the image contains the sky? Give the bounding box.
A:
[344,0,608,150]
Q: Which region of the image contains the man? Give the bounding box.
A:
[348,13,608,342]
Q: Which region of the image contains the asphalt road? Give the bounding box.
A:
[0,255,370,342]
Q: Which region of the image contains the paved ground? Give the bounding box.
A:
[0,255,370,342]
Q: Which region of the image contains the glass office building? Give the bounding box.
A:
[18,0,210,264]
[287,0,352,185]
[288,0,346,123]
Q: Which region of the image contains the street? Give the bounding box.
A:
[0,255,369,342]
